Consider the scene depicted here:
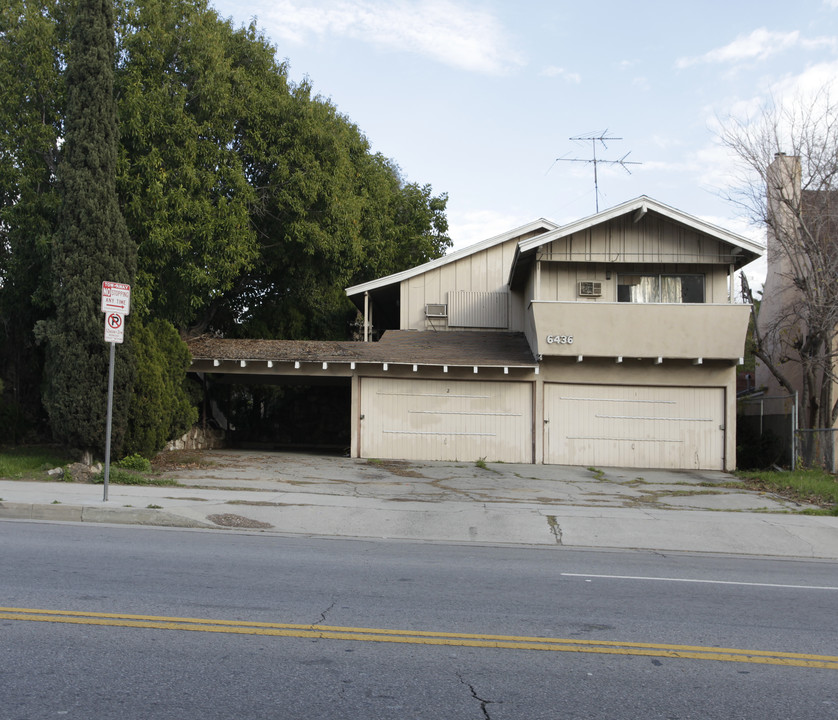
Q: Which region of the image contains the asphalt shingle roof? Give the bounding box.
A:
[187,331,536,367]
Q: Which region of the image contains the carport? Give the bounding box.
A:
[186,332,539,461]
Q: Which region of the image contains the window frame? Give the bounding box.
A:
[616,273,705,304]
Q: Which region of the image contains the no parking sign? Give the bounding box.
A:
[104,311,124,344]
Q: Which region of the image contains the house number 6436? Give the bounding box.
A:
[546,335,573,344]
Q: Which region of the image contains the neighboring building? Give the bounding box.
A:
[755,153,838,431]
[189,196,763,471]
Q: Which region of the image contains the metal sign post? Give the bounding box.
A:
[103,341,116,501]
[101,282,130,502]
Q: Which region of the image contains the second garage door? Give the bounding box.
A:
[545,383,725,470]
[360,377,533,463]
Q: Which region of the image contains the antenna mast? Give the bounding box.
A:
[550,130,642,212]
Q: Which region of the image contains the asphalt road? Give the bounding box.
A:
[2,521,838,719]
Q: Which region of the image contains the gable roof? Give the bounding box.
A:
[345,217,558,298]
[509,196,764,284]
[346,197,764,300]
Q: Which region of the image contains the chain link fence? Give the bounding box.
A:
[738,393,836,472]
[737,394,796,469]
[797,429,837,473]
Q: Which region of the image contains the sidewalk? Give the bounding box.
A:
[1,450,837,559]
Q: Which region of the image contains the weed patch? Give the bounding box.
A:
[736,468,838,512]
[92,469,180,487]
[116,454,152,473]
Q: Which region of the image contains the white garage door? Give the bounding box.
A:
[360,378,533,463]
[545,384,725,470]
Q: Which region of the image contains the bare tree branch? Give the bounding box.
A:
[721,89,838,428]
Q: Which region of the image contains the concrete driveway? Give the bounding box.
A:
[153,449,812,513]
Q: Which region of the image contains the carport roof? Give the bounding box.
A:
[187,330,537,368]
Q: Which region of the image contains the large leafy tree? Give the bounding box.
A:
[223,80,450,340]
[38,0,136,458]
[2,0,450,446]
[0,0,68,433]
[115,0,257,328]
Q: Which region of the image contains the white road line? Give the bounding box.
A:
[561,573,838,591]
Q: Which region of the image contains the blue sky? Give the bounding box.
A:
[209,0,838,287]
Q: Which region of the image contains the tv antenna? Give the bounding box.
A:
[548,130,642,212]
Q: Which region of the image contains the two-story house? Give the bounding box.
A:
[188,195,763,471]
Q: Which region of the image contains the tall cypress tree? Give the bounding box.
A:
[40,0,135,460]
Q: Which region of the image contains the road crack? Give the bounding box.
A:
[313,601,335,625]
[457,673,498,720]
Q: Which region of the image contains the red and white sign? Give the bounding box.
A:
[104,312,125,344]
[101,281,131,315]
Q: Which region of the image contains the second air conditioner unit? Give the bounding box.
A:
[578,281,602,297]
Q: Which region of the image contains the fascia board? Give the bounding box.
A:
[345,218,558,297]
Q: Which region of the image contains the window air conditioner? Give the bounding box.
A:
[425,303,448,318]
[578,281,602,297]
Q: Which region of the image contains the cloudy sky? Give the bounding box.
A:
[210,0,838,286]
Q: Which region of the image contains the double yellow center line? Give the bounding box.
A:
[2,606,836,670]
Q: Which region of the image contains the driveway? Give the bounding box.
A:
[152,449,813,513]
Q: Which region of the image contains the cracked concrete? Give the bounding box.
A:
[2,449,837,558]
[151,451,820,513]
[546,515,563,544]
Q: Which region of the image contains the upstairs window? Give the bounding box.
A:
[617,274,705,303]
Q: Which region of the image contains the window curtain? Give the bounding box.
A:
[623,275,659,302]
[660,276,682,303]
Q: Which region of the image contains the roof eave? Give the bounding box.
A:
[346,217,558,297]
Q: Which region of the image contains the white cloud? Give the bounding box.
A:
[259,0,524,75]
[541,66,581,83]
[769,60,838,102]
[676,28,834,68]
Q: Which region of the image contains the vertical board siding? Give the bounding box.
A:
[544,383,725,470]
[360,378,532,462]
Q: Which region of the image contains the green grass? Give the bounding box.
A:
[91,469,180,487]
[0,446,74,479]
[736,468,838,514]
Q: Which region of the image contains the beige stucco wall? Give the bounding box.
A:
[529,301,750,361]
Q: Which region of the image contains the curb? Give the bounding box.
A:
[0,502,215,529]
